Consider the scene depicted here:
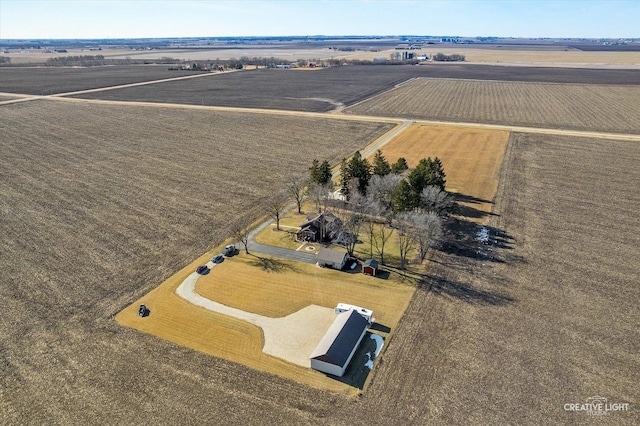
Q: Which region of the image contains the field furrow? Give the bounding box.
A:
[346,78,640,133]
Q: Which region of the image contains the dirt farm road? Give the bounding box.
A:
[32,95,640,143]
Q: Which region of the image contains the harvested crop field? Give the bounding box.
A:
[378,124,509,220]
[362,133,640,424]
[68,64,640,112]
[0,65,208,95]
[347,78,640,133]
[0,99,395,424]
[70,66,418,112]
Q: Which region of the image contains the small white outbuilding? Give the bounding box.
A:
[309,309,369,377]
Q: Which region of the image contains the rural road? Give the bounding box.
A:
[3,72,639,142]
[35,96,640,143]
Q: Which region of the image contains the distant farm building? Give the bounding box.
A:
[362,259,379,276]
[310,310,369,377]
[316,247,348,270]
[297,211,343,242]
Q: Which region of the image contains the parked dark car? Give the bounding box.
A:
[212,254,224,264]
[196,265,208,274]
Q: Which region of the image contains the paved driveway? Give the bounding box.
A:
[243,213,318,264]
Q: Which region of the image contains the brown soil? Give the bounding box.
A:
[346,78,640,134]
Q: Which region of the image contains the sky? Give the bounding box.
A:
[1,0,638,39]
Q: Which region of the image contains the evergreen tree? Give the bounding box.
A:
[348,151,372,195]
[339,157,350,197]
[309,159,321,184]
[430,157,446,191]
[318,160,332,185]
[392,179,418,212]
[372,150,391,176]
[407,157,434,195]
[391,157,409,174]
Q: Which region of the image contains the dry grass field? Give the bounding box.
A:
[116,250,413,393]
[379,124,509,220]
[0,100,396,424]
[338,47,640,68]
[0,65,205,95]
[346,78,640,133]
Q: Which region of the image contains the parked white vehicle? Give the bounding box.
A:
[334,303,374,325]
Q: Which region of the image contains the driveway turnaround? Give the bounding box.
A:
[176,263,336,367]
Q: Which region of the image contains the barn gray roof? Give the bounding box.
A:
[364,259,378,269]
[317,247,347,265]
[310,310,369,366]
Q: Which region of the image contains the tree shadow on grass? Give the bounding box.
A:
[247,254,298,273]
[420,274,515,307]
[452,192,498,222]
[455,203,499,220]
[454,193,493,205]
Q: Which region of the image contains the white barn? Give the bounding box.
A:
[309,310,369,377]
[316,247,348,270]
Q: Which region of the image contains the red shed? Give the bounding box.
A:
[363,259,378,276]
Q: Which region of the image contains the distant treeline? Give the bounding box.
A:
[45,55,107,66]
[432,53,465,62]
[1,54,438,68]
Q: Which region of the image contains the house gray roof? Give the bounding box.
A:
[317,247,347,265]
[310,310,369,366]
[300,211,342,231]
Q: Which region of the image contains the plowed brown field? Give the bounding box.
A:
[380,124,509,220]
[0,100,394,423]
[346,78,640,133]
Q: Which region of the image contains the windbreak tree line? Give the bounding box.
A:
[339,150,446,213]
[301,150,453,270]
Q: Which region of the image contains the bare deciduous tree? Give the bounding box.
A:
[373,220,395,265]
[365,200,394,264]
[409,211,443,263]
[265,190,288,231]
[420,185,454,216]
[367,173,403,212]
[340,186,367,256]
[230,214,253,254]
[307,182,333,213]
[286,172,308,214]
[395,212,416,271]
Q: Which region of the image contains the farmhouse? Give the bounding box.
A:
[296,211,342,242]
[362,259,379,276]
[310,309,369,377]
[316,247,348,270]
